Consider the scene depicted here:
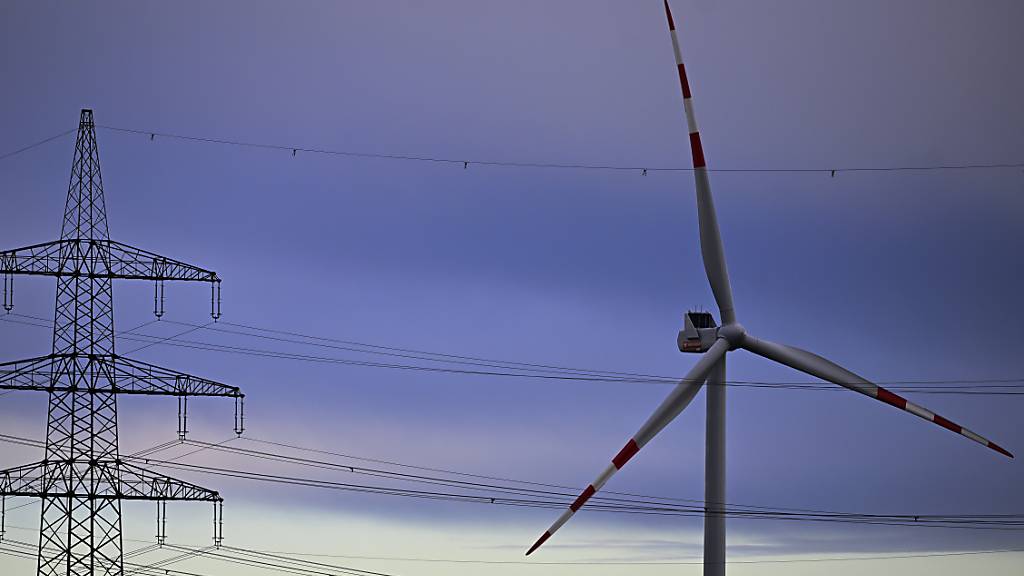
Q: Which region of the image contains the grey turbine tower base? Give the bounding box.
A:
[0,110,244,576]
[524,2,1013,575]
[704,358,726,574]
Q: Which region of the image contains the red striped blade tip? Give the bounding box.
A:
[526,531,551,556]
[989,442,1013,459]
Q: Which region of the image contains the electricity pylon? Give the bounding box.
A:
[0,109,245,576]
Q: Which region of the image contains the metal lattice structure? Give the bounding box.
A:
[0,109,244,576]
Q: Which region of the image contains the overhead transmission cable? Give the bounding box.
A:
[117,438,1024,532]
[4,433,1024,570]
[121,459,1024,530]
[7,516,1024,567]
[204,545,1024,567]
[2,311,1023,395]
[15,430,1017,531]
[197,318,1024,391]
[2,431,1020,531]
[94,124,1024,175]
[2,536,1023,570]
[172,436,1024,523]
[0,128,76,162]
[83,328,1024,394]
[2,126,1023,174]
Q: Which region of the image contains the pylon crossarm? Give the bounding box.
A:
[105,240,218,283]
[0,461,49,497]
[111,356,242,398]
[0,240,64,277]
[0,354,241,398]
[114,462,222,502]
[0,238,217,282]
[0,460,222,502]
[0,355,57,392]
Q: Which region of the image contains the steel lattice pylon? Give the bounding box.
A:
[0,109,245,576]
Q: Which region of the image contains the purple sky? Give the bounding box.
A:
[1,1,1023,574]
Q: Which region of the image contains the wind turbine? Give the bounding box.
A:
[524,2,1013,573]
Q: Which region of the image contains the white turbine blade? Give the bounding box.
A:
[526,339,730,555]
[664,0,736,324]
[741,334,1013,458]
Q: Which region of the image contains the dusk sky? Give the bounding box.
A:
[1,1,1023,574]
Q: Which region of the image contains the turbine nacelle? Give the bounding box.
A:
[678,310,717,353]
[678,311,745,352]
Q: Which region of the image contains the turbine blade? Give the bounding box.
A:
[741,334,1013,458]
[664,0,736,324]
[526,339,730,555]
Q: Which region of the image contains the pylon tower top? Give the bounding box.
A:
[61,109,109,242]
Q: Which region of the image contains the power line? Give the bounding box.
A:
[180,544,402,576]
[183,319,676,381]
[96,124,1024,175]
[9,431,1018,532]
[4,436,1023,561]
[0,522,213,575]
[157,439,724,511]
[0,538,202,576]
[19,430,1014,534]
[3,528,1023,569]
[193,319,1024,389]
[0,537,389,576]
[202,318,1024,391]
[119,319,212,355]
[181,544,1024,567]
[240,435,725,508]
[4,312,1024,395]
[126,446,1024,531]
[113,329,1024,394]
[2,536,408,576]
[2,126,1023,176]
[177,437,1024,525]
[0,128,75,162]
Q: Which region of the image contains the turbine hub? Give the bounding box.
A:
[717,323,746,349]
